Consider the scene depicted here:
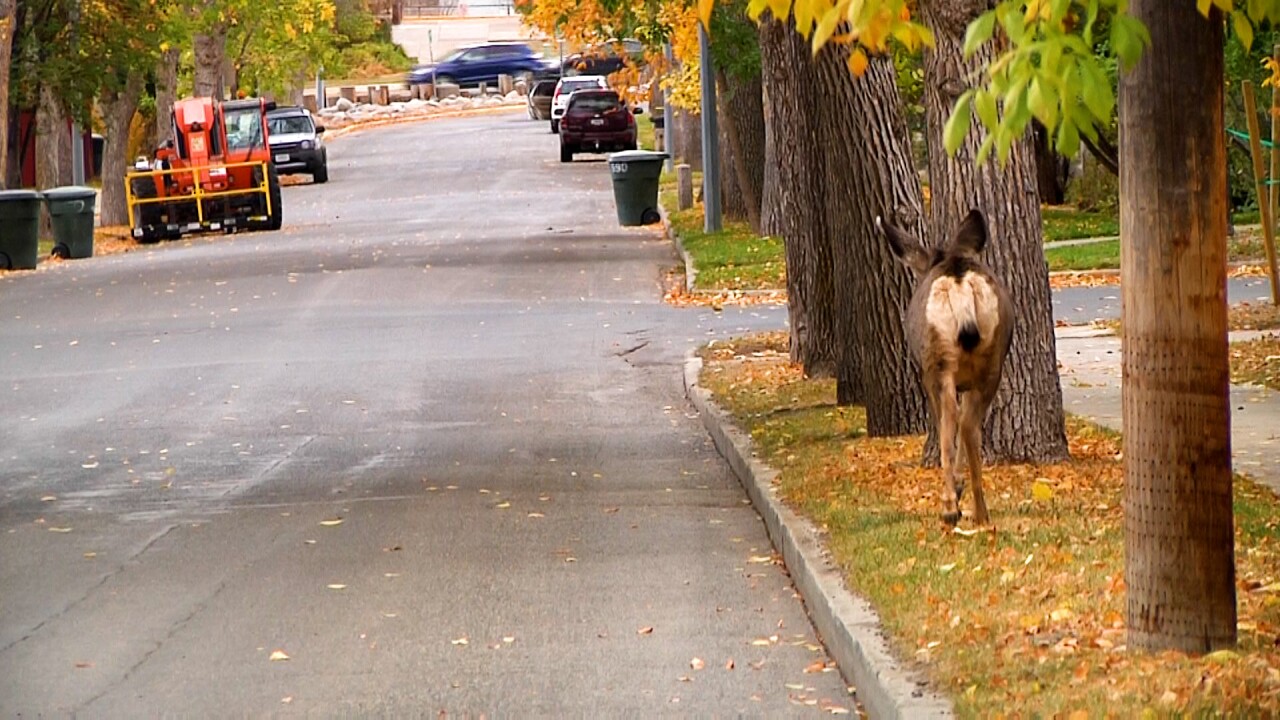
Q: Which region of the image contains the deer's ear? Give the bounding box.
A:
[950,209,989,255]
[878,216,931,275]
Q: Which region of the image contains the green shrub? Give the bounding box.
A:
[1065,154,1119,214]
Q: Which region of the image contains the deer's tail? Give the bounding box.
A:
[944,277,982,352]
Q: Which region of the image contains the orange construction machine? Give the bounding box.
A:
[126,97,283,243]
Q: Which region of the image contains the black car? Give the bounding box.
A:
[266,107,328,183]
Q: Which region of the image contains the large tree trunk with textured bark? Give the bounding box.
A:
[718,68,765,233]
[1121,1,1236,654]
[0,0,15,190]
[813,44,929,435]
[99,73,143,226]
[35,86,65,238]
[919,0,1069,464]
[194,24,229,99]
[155,47,180,148]
[759,16,838,378]
[719,121,749,222]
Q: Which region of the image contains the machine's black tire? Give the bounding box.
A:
[130,175,163,228]
[0,251,11,270]
[51,244,69,259]
[550,119,559,134]
[312,159,329,184]
[266,165,283,230]
[640,208,661,225]
[560,145,573,163]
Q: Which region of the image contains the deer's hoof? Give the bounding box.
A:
[954,482,966,502]
[941,510,962,526]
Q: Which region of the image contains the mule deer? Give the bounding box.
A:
[878,210,1013,525]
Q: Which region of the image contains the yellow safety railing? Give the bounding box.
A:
[125,160,272,229]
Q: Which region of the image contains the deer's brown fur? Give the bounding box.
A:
[878,210,1013,525]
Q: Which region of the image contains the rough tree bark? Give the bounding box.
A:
[155,47,180,148]
[1121,1,1236,653]
[194,24,229,99]
[919,0,1070,463]
[99,73,143,226]
[717,68,765,232]
[1031,121,1068,205]
[0,0,15,189]
[813,44,929,435]
[759,16,839,378]
[719,123,750,222]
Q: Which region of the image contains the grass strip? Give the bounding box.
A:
[699,332,1280,717]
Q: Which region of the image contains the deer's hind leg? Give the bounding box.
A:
[958,390,992,525]
[936,377,963,525]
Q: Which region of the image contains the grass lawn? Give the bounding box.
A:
[1041,206,1120,241]
[1045,228,1272,271]
[700,332,1280,717]
[636,113,656,152]
[659,184,784,291]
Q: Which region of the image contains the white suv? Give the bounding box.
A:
[550,75,609,134]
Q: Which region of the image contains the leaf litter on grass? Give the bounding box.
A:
[699,331,1280,716]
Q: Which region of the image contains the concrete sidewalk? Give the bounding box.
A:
[1056,326,1280,491]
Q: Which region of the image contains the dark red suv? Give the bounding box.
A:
[559,90,640,163]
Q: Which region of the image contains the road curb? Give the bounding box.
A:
[658,203,698,292]
[682,353,953,720]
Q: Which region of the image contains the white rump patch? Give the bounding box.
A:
[925,272,1000,348]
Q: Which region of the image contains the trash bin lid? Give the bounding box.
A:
[0,189,43,202]
[42,186,97,201]
[608,150,668,163]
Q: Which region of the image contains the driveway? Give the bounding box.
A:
[0,112,850,715]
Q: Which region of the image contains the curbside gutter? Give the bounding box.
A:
[658,203,699,292]
[683,353,953,720]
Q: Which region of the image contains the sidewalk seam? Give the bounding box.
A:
[683,353,953,720]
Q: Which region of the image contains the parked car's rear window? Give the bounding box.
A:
[568,93,622,113]
[562,79,603,92]
[268,116,313,135]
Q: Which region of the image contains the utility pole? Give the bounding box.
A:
[698,22,721,232]
[663,42,675,172]
[69,0,85,185]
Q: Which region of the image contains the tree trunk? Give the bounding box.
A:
[719,118,749,222]
[759,16,839,378]
[919,0,1069,463]
[717,67,765,233]
[0,0,15,190]
[194,24,228,99]
[1121,0,1236,654]
[99,73,143,226]
[155,47,180,148]
[35,85,64,238]
[673,107,702,172]
[814,43,929,435]
[1032,121,1067,205]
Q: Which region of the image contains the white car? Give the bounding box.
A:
[550,75,609,134]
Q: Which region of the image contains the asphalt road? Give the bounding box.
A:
[0,111,853,715]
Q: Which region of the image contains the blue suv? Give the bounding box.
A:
[407,42,556,88]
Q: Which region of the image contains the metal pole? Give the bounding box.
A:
[68,0,85,185]
[698,23,721,233]
[663,42,675,172]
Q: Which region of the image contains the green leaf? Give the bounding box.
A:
[944,90,974,156]
[975,88,998,130]
[976,134,996,166]
[963,11,996,59]
[811,6,842,54]
[1233,11,1254,50]
[1055,117,1081,159]
[1028,76,1059,128]
[1080,58,1114,121]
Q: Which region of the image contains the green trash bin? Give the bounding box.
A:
[608,150,668,226]
[44,186,97,259]
[0,189,43,270]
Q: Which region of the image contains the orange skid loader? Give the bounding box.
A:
[126,97,283,243]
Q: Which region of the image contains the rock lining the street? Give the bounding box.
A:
[315,93,525,130]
